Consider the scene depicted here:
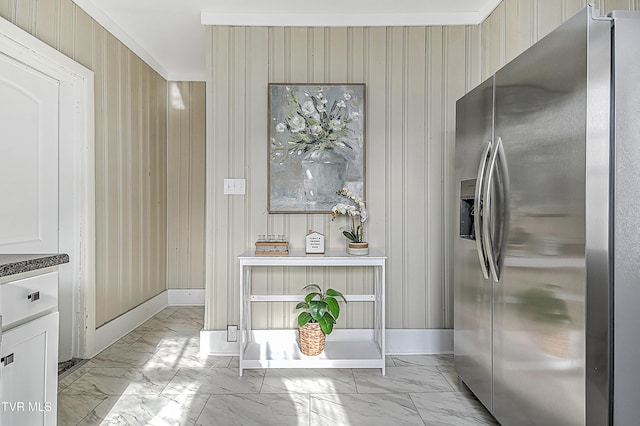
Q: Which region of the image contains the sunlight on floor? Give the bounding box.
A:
[57,306,497,425]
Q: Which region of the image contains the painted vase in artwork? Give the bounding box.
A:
[301,148,347,206]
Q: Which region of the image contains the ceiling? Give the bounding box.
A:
[71,0,502,81]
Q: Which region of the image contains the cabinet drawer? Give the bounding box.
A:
[1,272,58,330]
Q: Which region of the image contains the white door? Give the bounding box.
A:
[0,55,59,253]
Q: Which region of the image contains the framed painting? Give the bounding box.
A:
[268,83,366,213]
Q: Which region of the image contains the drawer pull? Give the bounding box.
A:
[27,291,40,302]
[1,353,14,366]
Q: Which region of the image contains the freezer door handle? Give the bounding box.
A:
[483,136,509,283]
[474,139,492,280]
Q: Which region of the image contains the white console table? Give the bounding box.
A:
[238,250,386,376]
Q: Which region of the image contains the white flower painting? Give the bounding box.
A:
[268,84,366,213]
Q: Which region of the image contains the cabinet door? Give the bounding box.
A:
[0,54,59,253]
[1,312,59,426]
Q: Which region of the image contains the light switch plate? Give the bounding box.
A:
[223,178,246,195]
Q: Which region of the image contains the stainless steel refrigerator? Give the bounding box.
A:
[454,7,640,426]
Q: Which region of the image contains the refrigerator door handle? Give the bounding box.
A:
[474,140,492,280]
[483,136,506,282]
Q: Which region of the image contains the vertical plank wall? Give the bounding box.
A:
[205,26,479,331]
[0,0,168,327]
[205,0,640,332]
[167,82,206,289]
[481,0,640,79]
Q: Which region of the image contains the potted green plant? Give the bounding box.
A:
[331,188,369,255]
[295,284,347,356]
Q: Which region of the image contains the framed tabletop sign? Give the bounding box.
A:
[305,230,325,254]
[268,83,366,213]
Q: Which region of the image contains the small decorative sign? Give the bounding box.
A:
[305,230,325,254]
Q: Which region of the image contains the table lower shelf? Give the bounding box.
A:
[239,339,385,375]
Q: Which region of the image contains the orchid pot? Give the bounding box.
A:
[331,188,369,255]
[346,241,369,256]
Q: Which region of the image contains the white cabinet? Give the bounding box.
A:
[1,313,58,426]
[1,270,59,426]
[238,250,386,376]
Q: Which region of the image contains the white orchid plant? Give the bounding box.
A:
[331,188,368,243]
[271,86,361,163]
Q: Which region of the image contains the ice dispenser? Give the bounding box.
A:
[459,179,476,240]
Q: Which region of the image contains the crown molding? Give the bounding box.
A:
[478,0,504,22]
[201,11,484,27]
[71,0,169,80]
[70,0,504,82]
[201,1,505,27]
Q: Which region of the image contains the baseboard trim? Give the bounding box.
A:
[167,288,206,305]
[200,329,241,356]
[93,292,168,356]
[93,289,205,356]
[386,329,453,355]
[199,328,453,356]
[93,290,451,358]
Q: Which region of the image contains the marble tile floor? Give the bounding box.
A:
[58,307,498,425]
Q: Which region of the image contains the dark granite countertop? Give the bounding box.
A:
[0,254,69,278]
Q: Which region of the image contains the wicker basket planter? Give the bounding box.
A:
[296,284,346,356]
[298,322,326,356]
